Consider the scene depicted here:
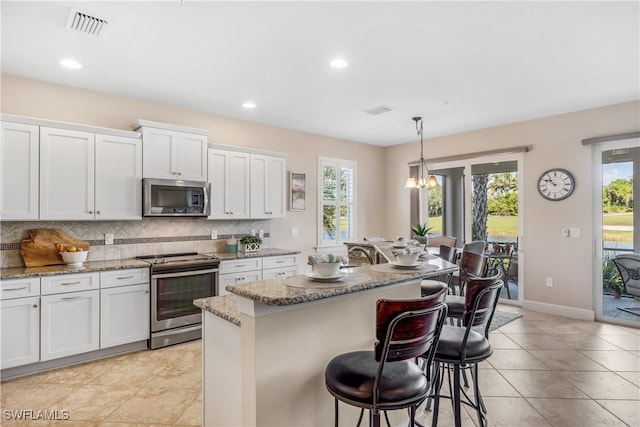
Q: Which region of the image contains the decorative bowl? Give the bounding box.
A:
[313,262,341,277]
[396,252,419,266]
[60,250,88,266]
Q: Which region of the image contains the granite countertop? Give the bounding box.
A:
[209,248,300,261]
[194,294,240,326]
[1,249,300,280]
[194,264,447,324]
[0,259,151,280]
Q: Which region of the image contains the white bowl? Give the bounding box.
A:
[60,250,88,266]
[313,262,341,277]
[396,253,419,266]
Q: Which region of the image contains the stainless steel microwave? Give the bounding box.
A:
[143,178,210,217]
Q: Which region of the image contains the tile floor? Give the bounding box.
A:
[1,305,639,427]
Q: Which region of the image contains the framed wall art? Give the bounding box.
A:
[290,172,306,211]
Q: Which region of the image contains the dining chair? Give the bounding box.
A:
[324,288,448,427]
[427,235,458,248]
[426,274,503,427]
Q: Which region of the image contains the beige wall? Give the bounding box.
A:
[386,101,640,318]
[2,74,640,318]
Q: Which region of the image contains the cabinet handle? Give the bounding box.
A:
[32,304,38,308]
[117,276,134,280]
[61,296,81,301]
[96,210,101,214]
[178,172,182,175]
[276,260,285,264]
[88,210,94,214]
[61,281,81,286]
[4,286,28,291]
[145,290,150,294]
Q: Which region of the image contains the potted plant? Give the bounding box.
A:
[240,235,262,253]
[411,223,433,245]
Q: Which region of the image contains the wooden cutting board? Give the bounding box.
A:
[20,229,90,267]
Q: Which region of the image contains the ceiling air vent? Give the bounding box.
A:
[66,9,108,37]
[363,105,393,116]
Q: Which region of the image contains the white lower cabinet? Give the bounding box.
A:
[40,289,100,361]
[0,296,40,369]
[219,255,300,294]
[0,277,41,369]
[262,254,299,280]
[100,269,150,348]
[219,258,262,296]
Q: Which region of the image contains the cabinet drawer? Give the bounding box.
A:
[262,255,298,270]
[219,258,262,274]
[0,277,40,300]
[262,266,298,280]
[100,268,150,289]
[41,273,99,295]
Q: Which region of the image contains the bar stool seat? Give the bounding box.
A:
[325,350,427,405]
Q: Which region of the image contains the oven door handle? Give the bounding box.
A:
[151,268,219,279]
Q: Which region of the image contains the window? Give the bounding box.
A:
[318,157,356,247]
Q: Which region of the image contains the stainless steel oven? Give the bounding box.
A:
[137,252,219,349]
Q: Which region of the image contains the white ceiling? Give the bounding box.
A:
[1,1,638,146]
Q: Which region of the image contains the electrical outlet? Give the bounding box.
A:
[258,229,264,238]
[105,233,114,245]
[211,229,218,240]
[546,277,553,287]
[562,228,569,237]
[291,227,298,236]
[250,228,256,236]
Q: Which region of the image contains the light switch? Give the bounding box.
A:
[211,229,218,240]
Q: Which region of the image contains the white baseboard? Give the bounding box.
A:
[523,299,595,321]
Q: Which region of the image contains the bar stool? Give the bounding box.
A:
[421,245,458,297]
[445,251,488,322]
[427,274,503,427]
[324,288,448,427]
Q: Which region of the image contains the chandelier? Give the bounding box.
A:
[405,116,440,188]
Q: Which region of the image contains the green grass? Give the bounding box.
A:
[602,212,633,226]
[428,213,633,242]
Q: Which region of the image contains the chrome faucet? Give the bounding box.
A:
[348,246,375,265]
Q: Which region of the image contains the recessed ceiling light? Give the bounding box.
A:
[329,58,348,69]
[242,102,256,109]
[59,59,82,69]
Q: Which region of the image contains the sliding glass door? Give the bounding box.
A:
[593,138,638,325]
[427,153,523,304]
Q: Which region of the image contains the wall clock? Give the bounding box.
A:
[537,168,575,201]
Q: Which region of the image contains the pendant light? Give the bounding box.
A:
[405,116,440,189]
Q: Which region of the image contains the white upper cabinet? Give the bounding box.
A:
[250,154,287,219]
[1,121,39,220]
[40,127,142,220]
[40,127,96,220]
[208,148,250,219]
[95,134,142,220]
[135,120,209,181]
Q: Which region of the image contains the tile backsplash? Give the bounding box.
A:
[0,218,270,268]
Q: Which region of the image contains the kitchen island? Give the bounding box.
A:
[194,256,457,427]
